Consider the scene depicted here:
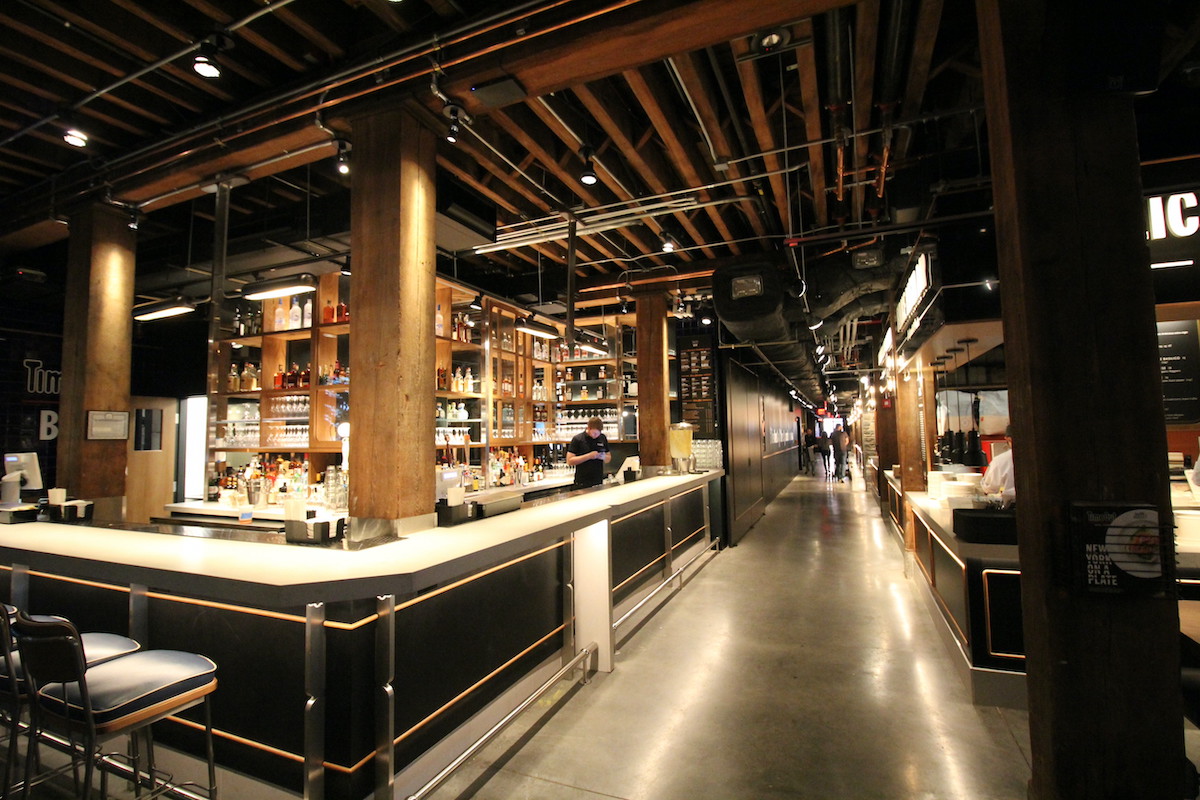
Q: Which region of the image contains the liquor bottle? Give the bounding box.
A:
[333,360,343,382]
[274,299,285,330]
[302,297,313,328]
[599,364,606,380]
[301,363,311,388]
[435,304,445,337]
[240,362,253,392]
[453,367,463,393]
[233,305,243,337]
[274,365,284,390]
[336,299,348,322]
[289,297,302,330]
[322,299,335,324]
[464,367,474,393]
[287,363,300,389]
[227,363,240,392]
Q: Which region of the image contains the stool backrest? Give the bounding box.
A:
[12,612,87,687]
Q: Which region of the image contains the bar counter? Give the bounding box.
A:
[0,470,724,799]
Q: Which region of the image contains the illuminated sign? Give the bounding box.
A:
[1146,191,1199,270]
[895,252,931,334]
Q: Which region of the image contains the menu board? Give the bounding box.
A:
[678,333,716,437]
[1158,320,1200,424]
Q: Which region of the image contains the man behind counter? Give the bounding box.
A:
[566,416,611,488]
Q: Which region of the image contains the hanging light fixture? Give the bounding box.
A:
[579,145,598,186]
[469,293,483,311]
[334,139,351,175]
[134,296,196,322]
[242,273,317,301]
[958,338,988,466]
[660,233,677,253]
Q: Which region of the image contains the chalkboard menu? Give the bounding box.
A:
[1158,320,1200,424]
[678,333,716,437]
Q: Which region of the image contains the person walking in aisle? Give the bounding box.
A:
[831,424,849,482]
[815,429,831,478]
[803,426,818,475]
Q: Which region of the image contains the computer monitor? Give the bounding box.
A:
[603,442,640,477]
[4,452,43,491]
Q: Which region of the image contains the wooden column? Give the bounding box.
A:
[874,386,898,496]
[977,2,1182,797]
[919,366,938,473]
[894,366,926,551]
[58,203,134,522]
[348,106,437,534]
[635,290,671,469]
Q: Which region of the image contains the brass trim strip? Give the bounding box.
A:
[393,538,570,614]
[393,623,567,748]
[669,527,705,552]
[981,568,1026,661]
[612,501,665,526]
[168,715,304,765]
[612,553,667,594]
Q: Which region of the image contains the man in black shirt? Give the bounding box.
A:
[566,416,611,488]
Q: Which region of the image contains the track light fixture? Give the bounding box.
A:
[579,145,598,186]
[469,293,483,311]
[334,139,351,175]
[444,104,464,143]
[193,33,233,79]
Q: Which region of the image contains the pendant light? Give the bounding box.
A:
[946,346,966,463]
[959,338,988,466]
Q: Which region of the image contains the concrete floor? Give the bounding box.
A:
[431,471,1036,800]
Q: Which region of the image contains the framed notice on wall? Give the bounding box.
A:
[1069,502,1169,595]
[86,410,129,440]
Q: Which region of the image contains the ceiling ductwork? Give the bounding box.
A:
[712,261,825,404]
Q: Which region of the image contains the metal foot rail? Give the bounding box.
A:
[613,539,719,631]
[405,642,598,800]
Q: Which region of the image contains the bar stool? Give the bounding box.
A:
[12,612,218,800]
[0,607,139,799]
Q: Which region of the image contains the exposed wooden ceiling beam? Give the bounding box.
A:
[731,38,792,236]
[623,65,742,255]
[445,0,854,115]
[793,18,829,227]
[852,0,881,225]
[670,50,769,240]
[573,80,718,260]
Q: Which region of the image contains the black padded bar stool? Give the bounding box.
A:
[0,606,139,799]
[12,612,218,800]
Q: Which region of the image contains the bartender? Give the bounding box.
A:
[566,416,611,488]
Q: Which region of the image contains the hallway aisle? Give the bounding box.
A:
[432,476,1033,799]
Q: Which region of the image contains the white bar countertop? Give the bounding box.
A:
[162,475,578,521]
[0,471,721,607]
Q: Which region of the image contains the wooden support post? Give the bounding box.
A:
[977,2,1183,796]
[635,289,671,469]
[895,366,925,552]
[58,202,134,521]
[348,106,437,535]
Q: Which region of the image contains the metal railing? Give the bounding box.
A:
[404,642,598,800]
[612,539,719,631]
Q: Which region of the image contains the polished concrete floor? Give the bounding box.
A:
[432,470,1037,799]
